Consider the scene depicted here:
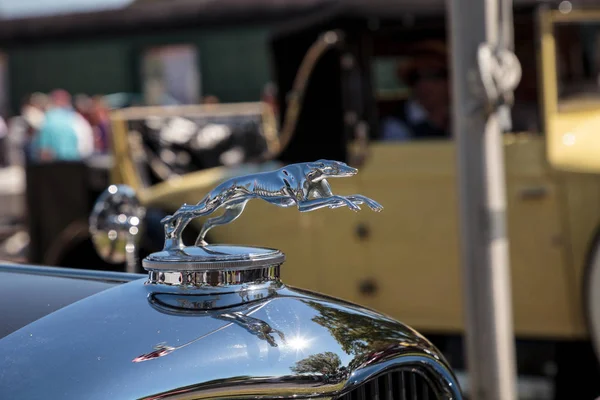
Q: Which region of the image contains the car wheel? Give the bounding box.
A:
[585,233,600,362]
[556,232,600,399]
[52,209,210,273]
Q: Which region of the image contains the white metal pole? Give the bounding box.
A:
[446,0,518,398]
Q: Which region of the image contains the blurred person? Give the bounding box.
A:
[380,40,451,140]
[23,92,49,131]
[262,82,279,119]
[0,115,6,136]
[24,92,49,163]
[74,94,93,124]
[6,95,33,166]
[6,93,48,166]
[0,114,6,166]
[32,89,87,162]
[73,93,95,156]
[90,95,111,153]
[202,95,220,105]
[74,113,94,159]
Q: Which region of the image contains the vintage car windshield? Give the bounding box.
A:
[555,21,600,111]
[119,104,277,186]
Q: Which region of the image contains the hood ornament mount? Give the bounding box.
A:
[143,160,383,288]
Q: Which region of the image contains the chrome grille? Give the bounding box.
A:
[337,369,439,400]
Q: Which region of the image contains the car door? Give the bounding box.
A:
[355,28,573,337]
[538,7,600,336]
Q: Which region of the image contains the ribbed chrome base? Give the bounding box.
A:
[146,264,281,287]
[142,244,285,272]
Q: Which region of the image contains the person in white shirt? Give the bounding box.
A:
[0,115,6,138]
[11,92,49,165]
[73,111,94,158]
[72,94,95,159]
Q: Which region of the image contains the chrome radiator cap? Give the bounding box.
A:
[142,159,381,296]
[138,160,384,310]
[0,160,462,400]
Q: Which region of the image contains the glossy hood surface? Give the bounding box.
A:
[0,277,459,399]
[0,264,144,340]
[1,160,463,399]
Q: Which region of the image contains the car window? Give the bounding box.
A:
[554,21,600,111]
[369,40,452,142]
[372,56,410,101]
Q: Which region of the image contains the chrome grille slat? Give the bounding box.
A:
[384,373,394,400]
[422,375,430,400]
[411,372,417,400]
[337,368,439,400]
[373,375,380,400]
[400,371,407,400]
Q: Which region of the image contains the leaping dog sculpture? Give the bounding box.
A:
[161,160,383,249]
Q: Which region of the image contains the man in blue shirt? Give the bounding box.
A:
[33,89,81,162]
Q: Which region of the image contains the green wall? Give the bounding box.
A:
[6,25,272,114]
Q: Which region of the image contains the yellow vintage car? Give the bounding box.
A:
[91,2,600,396]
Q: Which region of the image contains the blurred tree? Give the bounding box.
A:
[303,300,427,357]
[291,351,342,375]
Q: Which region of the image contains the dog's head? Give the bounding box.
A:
[306,159,358,181]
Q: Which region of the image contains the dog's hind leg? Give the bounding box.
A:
[195,200,248,246]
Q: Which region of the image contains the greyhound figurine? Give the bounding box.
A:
[161,160,383,249]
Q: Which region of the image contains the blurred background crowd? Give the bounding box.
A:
[1,90,110,167]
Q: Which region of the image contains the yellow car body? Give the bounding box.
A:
[108,8,600,341]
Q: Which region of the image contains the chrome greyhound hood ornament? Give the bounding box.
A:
[143,160,383,282]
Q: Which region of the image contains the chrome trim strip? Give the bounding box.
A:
[139,350,462,400]
[0,263,146,283]
[143,252,285,272]
[146,264,281,287]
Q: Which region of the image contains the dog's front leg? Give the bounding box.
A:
[308,179,334,199]
[318,179,334,197]
[345,195,383,212]
[171,214,194,244]
[297,196,360,212]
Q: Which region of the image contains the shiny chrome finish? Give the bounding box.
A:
[0,263,146,283]
[89,184,146,273]
[0,279,462,399]
[160,159,383,250]
[144,160,383,284]
[142,244,285,271]
[0,264,137,340]
[0,161,463,399]
[147,264,281,287]
[148,284,283,312]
